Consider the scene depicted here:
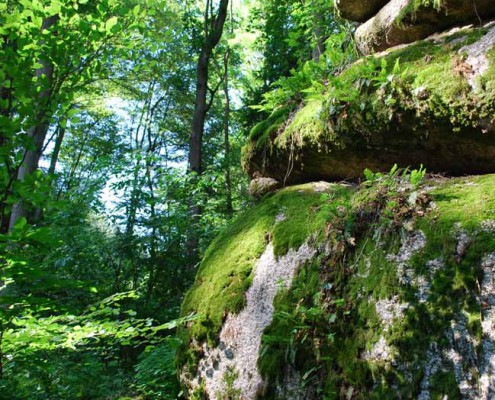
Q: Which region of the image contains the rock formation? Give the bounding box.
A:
[179,175,495,399]
[179,2,495,399]
[244,20,495,185]
[348,0,495,55]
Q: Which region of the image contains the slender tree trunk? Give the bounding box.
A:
[0,44,14,233]
[223,49,233,216]
[8,15,59,231]
[48,122,66,176]
[189,49,209,177]
[144,164,158,308]
[311,0,325,62]
[187,0,229,263]
[0,28,15,155]
[30,122,67,223]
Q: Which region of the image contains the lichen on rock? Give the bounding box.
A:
[179,174,495,399]
[183,243,316,399]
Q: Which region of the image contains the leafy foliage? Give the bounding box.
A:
[0,0,253,398]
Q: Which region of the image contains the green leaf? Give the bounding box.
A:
[46,0,61,15]
[105,16,118,33]
[26,228,52,244]
[13,217,28,231]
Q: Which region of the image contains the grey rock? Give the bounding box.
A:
[249,177,280,197]
[355,0,495,55]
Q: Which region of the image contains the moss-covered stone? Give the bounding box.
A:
[355,0,495,54]
[178,183,353,369]
[179,173,495,399]
[243,24,495,185]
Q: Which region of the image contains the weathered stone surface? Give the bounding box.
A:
[244,23,495,184]
[179,176,495,399]
[335,0,388,22]
[247,121,495,184]
[355,0,495,54]
[181,243,316,399]
[248,177,280,197]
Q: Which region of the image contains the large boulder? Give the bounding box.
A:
[355,0,495,54]
[243,23,495,185]
[178,174,495,399]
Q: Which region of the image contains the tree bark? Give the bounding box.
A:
[48,122,66,176]
[8,15,59,231]
[186,0,230,263]
[311,0,326,62]
[223,49,233,216]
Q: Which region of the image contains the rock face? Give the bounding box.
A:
[179,4,495,398]
[183,243,316,398]
[243,22,495,185]
[336,0,495,55]
[335,0,388,22]
[248,177,280,197]
[178,175,495,399]
[354,0,495,54]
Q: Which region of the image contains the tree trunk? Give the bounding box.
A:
[8,15,59,231]
[48,122,66,176]
[223,49,233,216]
[186,0,230,263]
[311,0,325,62]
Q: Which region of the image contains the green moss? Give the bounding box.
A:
[181,174,495,396]
[258,259,323,385]
[258,175,495,396]
[248,106,292,147]
[178,183,352,368]
[243,25,495,174]
[429,175,495,230]
[275,99,329,148]
[396,0,444,26]
[430,370,461,399]
[272,184,353,256]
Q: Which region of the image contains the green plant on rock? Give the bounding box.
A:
[409,164,427,187]
[217,367,241,400]
[243,25,495,180]
[255,169,439,398]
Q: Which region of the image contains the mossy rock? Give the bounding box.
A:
[243,23,495,185]
[178,173,495,399]
[355,0,495,54]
